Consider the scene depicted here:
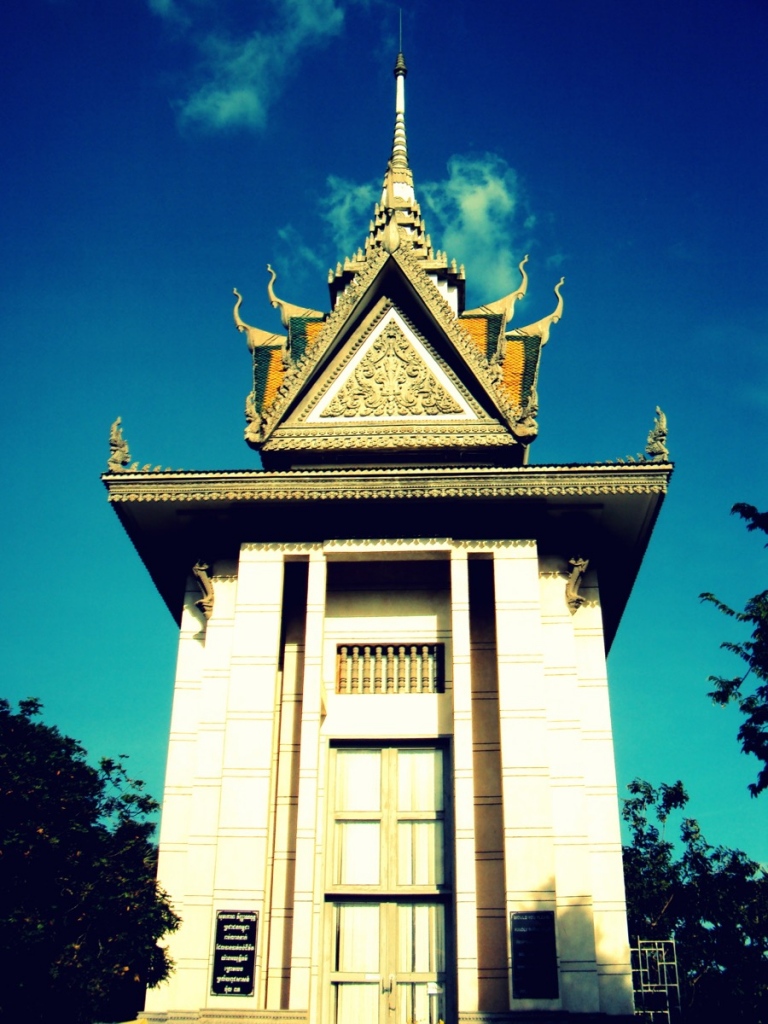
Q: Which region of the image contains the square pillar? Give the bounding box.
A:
[450,548,479,1012]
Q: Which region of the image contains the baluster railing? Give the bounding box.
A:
[335,644,444,694]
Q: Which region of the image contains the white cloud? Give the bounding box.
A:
[148,0,349,131]
[319,175,379,258]
[276,224,326,276]
[421,153,531,300]
[312,154,545,302]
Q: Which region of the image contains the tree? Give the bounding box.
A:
[622,778,768,1023]
[700,502,768,796]
[0,698,179,1024]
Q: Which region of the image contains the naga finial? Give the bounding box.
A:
[465,254,529,324]
[507,276,564,346]
[107,416,130,472]
[233,288,288,358]
[645,406,669,462]
[265,264,324,330]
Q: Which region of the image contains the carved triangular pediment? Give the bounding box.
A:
[299,307,478,424]
[256,249,534,466]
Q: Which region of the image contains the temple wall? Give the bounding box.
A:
[143,540,633,1023]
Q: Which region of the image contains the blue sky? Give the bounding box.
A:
[1,0,766,861]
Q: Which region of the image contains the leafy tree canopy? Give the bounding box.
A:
[0,698,179,1024]
[623,778,768,1023]
[700,502,768,796]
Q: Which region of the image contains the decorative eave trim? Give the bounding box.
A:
[390,248,517,418]
[103,463,673,504]
[258,251,390,442]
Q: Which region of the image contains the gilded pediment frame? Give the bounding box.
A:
[257,249,528,461]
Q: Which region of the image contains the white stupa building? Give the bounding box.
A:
[104,51,671,1024]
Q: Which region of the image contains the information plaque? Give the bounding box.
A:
[511,911,559,1000]
[211,910,258,996]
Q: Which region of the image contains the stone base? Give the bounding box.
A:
[139,1013,633,1024]
[459,1015,636,1023]
[139,1013,308,1024]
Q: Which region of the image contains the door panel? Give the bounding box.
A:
[331,902,445,1024]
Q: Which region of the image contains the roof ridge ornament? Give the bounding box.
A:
[464,255,530,325]
[233,288,288,358]
[266,264,324,329]
[506,276,565,346]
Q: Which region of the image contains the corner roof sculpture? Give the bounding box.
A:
[234,52,567,470]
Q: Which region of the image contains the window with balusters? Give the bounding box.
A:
[335,643,445,694]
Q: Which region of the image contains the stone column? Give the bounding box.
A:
[144,581,206,1014]
[539,567,600,1013]
[450,548,480,1012]
[492,542,557,1009]
[211,546,286,1004]
[573,588,634,1015]
[166,566,238,1010]
[289,550,327,1017]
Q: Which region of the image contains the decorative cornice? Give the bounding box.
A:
[103,463,672,505]
[263,423,517,452]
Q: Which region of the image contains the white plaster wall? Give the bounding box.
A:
[538,566,600,1014]
[323,572,452,740]
[492,542,559,1013]
[573,586,634,1015]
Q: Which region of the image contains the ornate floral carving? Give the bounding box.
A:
[263,422,516,451]
[192,561,214,619]
[565,556,589,613]
[108,417,130,472]
[321,322,462,419]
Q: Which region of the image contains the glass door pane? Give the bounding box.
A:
[397,821,444,885]
[335,821,380,884]
[397,904,445,973]
[334,904,379,972]
[396,982,444,1024]
[332,904,382,1024]
[398,749,444,811]
[335,983,379,1024]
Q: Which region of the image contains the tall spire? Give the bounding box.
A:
[382,52,415,209]
[328,50,467,305]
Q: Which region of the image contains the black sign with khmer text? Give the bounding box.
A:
[511,911,559,1000]
[211,910,258,996]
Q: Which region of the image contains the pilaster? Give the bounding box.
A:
[574,591,634,1015]
[492,543,557,1010]
[539,569,599,1013]
[289,552,327,1017]
[450,548,480,1012]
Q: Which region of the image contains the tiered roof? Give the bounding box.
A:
[235,53,567,470]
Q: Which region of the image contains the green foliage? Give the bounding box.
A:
[0,699,179,1024]
[623,779,768,1023]
[700,502,768,796]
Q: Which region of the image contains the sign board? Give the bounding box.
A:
[511,911,559,1000]
[211,910,258,996]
